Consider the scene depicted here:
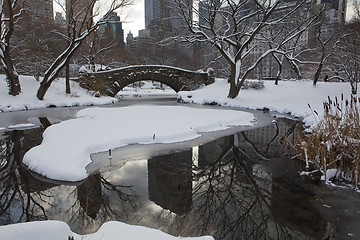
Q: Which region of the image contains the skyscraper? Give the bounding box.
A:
[145,0,193,39]
[98,12,125,48]
[66,0,94,34]
[20,0,54,30]
[145,0,154,29]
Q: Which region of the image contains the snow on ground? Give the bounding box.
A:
[23,105,255,181]
[0,220,213,240]
[178,79,353,127]
[0,75,117,112]
[116,80,176,97]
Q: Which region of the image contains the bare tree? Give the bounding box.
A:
[36,0,132,100]
[312,27,334,86]
[331,21,360,94]
[11,23,67,78]
[0,0,24,96]
[174,0,321,98]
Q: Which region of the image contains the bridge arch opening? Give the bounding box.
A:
[116,80,177,97]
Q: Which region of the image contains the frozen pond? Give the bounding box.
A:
[0,98,360,239]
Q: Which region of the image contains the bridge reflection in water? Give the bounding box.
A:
[0,118,341,239]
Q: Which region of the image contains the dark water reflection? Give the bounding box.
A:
[0,117,359,239]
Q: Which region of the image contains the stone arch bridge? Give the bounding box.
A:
[78,65,214,97]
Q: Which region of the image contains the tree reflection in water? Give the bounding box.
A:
[150,118,328,240]
[0,128,53,224]
[0,119,139,234]
[0,117,331,239]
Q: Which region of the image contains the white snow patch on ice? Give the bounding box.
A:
[23,105,255,181]
[321,169,338,182]
[0,220,214,240]
[8,123,35,129]
[0,127,5,131]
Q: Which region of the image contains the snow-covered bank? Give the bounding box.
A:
[0,75,117,112]
[178,79,353,127]
[0,220,213,240]
[23,105,255,181]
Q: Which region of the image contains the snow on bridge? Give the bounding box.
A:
[78,65,215,97]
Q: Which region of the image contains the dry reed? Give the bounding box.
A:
[295,94,360,189]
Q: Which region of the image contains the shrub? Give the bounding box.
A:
[241,80,265,90]
[295,95,360,189]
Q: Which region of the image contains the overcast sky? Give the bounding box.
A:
[119,0,144,37]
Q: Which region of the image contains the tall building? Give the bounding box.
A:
[98,12,124,48]
[319,0,347,39]
[126,29,155,55]
[20,0,54,29]
[55,12,66,28]
[146,0,172,39]
[66,0,94,34]
[126,31,134,45]
[145,0,154,29]
[145,0,193,39]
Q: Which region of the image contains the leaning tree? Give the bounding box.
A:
[36,0,132,100]
[173,0,321,98]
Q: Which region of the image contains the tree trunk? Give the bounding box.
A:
[37,79,52,100]
[351,82,357,94]
[313,53,325,86]
[227,64,241,99]
[3,50,21,96]
[37,41,81,100]
[1,0,21,96]
[66,62,71,94]
[228,83,241,99]
[275,77,280,85]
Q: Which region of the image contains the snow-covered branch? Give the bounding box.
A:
[173,0,320,98]
[36,0,132,100]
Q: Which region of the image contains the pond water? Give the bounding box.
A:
[1,100,360,240]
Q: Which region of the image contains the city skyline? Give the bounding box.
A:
[54,0,145,37]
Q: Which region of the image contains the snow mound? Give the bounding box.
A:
[0,221,73,240]
[23,105,255,181]
[80,221,214,240]
[0,220,214,240]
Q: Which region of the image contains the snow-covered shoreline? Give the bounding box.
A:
[0,75,117,113]
[1,75,353,129]
[178,79,353,128]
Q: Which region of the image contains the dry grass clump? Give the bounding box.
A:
[295,95,360,189]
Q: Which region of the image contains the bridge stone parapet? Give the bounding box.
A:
[78,65,214,97]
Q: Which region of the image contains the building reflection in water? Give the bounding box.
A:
[148,150,192,215]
